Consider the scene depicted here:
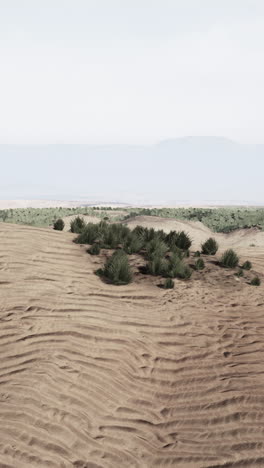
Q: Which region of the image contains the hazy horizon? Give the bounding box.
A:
[1,137,264,204]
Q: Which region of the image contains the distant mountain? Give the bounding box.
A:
[1,138,263,205]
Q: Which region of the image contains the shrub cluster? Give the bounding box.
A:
[147,252,192,280]
[71,221,259,288]
[75,222,192,254]
[75,221,130,248]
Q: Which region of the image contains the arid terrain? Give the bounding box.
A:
[0,217,264,467]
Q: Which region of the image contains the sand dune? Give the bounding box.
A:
[0,221,264,467]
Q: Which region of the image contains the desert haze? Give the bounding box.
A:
[0,215,264,467]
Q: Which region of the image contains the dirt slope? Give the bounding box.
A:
[0,222,264,468]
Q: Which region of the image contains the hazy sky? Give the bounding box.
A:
[1,1,264,144]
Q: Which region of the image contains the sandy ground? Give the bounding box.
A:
[0,220,264,468]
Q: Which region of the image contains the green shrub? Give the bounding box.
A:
[147,256,169,276]
[194,251,201,257]
[75,223,100,244]
[242,261,252,270]
[100,250,132,285]
[220,249,239,268]
[250,276,261,286]
[195,258,205,270]
[176,231,192,250]
[170,245,184,259]
[53,218,65,231]
[124,234,144,254]
[201,237,219,255]
[146,238,168,260]
[166,230,192,250]
[70,216,86,233]
[88,243,101,255]
[164,278,174,289]
[167,254,192,279]
[74,221,129,248]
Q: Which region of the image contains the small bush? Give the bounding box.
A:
[70,216,86,233]
[242,261,252,270]
[53,218,65,231]
[146,238,168,260]
[164,278,174,289]
[235,268,244,277]
[194,251,201,257]
[75,223,99,244]
[251,276,261,286]
[195,258,205,270]
[100,250,132,285]
[201,238,219,255]
[147,256,169,276]
[220,249,239,268]
[171,245,184,259]
[167,254,192,279]
[165,230,192,250]
[124,235,144,254]
[88,243,101,255]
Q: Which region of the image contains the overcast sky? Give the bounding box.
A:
[1,1,264,144]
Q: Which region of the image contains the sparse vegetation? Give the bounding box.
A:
[220,249,239,268]
[201,237,219,255]
[250,276,261,286]
[71,221,260,287]
[1,206,264,232]
[53,218,65,231]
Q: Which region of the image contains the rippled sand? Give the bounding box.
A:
[0,221,264,468]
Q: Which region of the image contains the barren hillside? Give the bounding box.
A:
[0,221,264,467]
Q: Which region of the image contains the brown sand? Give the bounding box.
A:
[0,220,264,468]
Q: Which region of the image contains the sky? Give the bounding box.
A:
[1,0,264,144]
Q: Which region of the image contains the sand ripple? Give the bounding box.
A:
[0,223,264,467]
